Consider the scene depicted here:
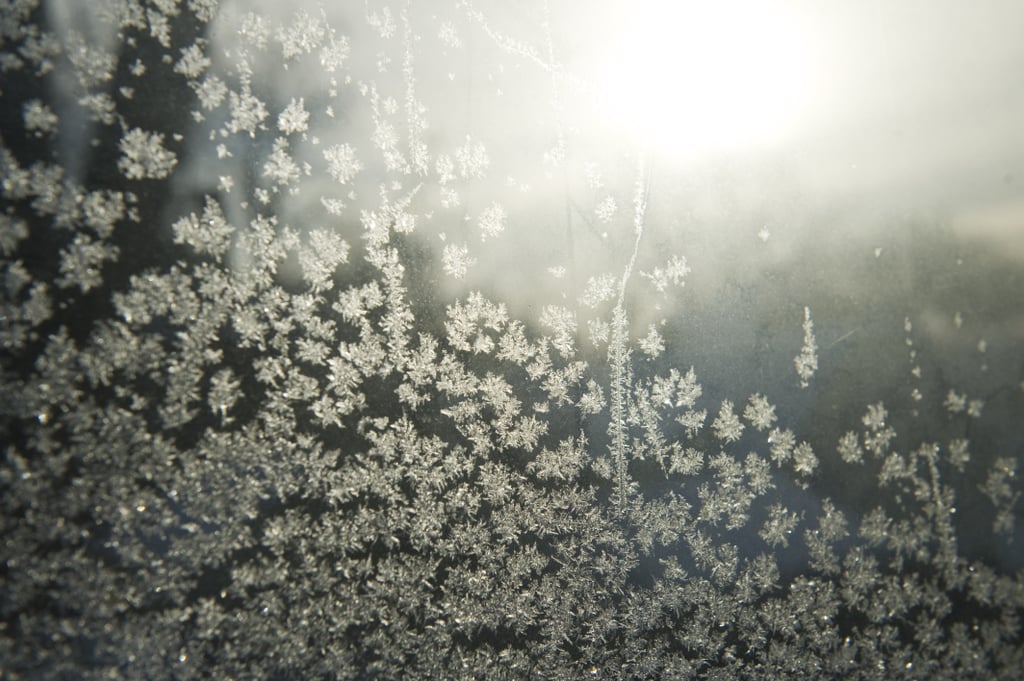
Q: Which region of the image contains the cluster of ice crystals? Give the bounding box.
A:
[0,2,1021,679]
[117,128,178,180]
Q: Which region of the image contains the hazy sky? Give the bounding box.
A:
[44,0,1024,264]
[791,1,1024,207]
[580,0,1024,255]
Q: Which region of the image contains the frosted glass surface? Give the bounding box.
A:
[1,1,1023,678]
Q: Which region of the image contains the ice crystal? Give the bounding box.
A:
[477,201,506,241]
[539,304,576,358]
[837,430,864,464]
[794,305,818,388]
[641,254,690,293]
[442,242,475,279]
[580,272,618,308]
[948,437,971,471]
[117,128,178,180]
[324,143,362,184]
[22,99,58,136]
[712,399,744,443]
[299,229,349,292]
[0,215,28,256]
[862,401,897,458]
[446,291,508,354]
[981,458,1020,537]
[456,136,490,179]
[278,10,326,60]
[792,441,818,476]
[194,73,227,109]
[761,504,801,548]
[676,408,706,438]
[944,388,967,413]
[638,323,665,358]
[172,196,234,258]
[66,33,116,87]
[262,138,304,189]
[967,398,984,418]
[174,42,210,79]
[595,195,617,223]
[278,97,311,135]
[743,393,777,431]
[320,33,351,72]
[227,88,269,136]
[56,234,118,292]
[768,427,796,465]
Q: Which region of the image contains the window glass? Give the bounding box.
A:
[1,1,1022,676]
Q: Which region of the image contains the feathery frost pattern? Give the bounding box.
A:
[0,1,1022,679]
[794,306,817,389]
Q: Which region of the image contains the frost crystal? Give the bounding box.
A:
[299,229,349,292]
[442,242,475,279]
[477,201,506,241]
[446,292,507,354]
[580,273,618,308]
[278,10,326,60]
[456,136,489,178]
[194,74,227,109]
[324,143,362,184]
[262,138,303,188]
[792,441,818,476]
[539,304,576,358]
[794,305,818,388]
[761,504,801,548]
[743,393,777,431]
[595,195,617,223]
[712,399,744,443]
[278,97,311,135]
[22,99,58,136]
[320,34,351,72]
[944,389,967,413]
[768,427,795,465]
[227,89,269,136]
[837,430,864,464]
[174,42,210,79]
[117,128,177,180]
[642,254,690,293]
[172,196,234,257]
[638,323,664,358]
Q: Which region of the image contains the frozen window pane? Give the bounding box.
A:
[1,1,1022,678]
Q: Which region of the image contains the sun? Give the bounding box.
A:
[591,0,815,159]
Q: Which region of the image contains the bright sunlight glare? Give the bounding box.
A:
[592,0,816,159]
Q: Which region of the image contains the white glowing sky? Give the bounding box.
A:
[592,0,815,158]
[565,0,1024,254]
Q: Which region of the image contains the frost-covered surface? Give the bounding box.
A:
[1,1,1023,679]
